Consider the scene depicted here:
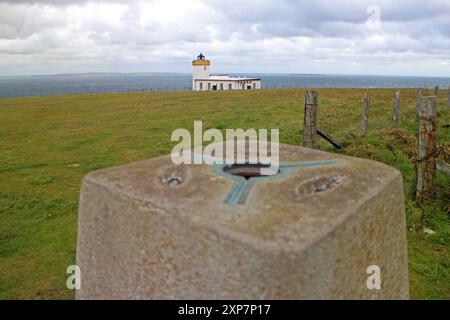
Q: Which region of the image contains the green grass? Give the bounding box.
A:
[0,88,448,299]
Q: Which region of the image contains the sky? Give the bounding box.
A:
[0,0,450,77]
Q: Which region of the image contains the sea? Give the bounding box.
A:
[1,73,449,98]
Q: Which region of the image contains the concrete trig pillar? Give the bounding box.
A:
[76,143,409,299]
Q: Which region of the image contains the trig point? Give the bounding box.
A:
[76,143,409,299]
[192,53,261,91]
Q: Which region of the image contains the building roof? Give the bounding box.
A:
[194,76,261,81]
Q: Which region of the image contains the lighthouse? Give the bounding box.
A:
[192,53,261,91]
[192,53,210,89]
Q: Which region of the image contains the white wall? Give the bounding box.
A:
[192,65,210,89]
[193,80,261,91]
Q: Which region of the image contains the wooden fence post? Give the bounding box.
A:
[416,96,437,202]
[303,90,318,148]
[416,87,423,118]
[392,90,400,126]
[448,85,450,108]
[434,86,439,96]
[360,92,370,137]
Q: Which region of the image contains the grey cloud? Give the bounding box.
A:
[218,0,450,39]
[0,0,449,76]
[0,0,121,4]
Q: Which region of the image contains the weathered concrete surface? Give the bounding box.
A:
[76,143,409,299]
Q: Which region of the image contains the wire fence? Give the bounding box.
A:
[138,83,450,93]
[140,83,311,92]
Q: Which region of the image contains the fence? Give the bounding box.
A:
[301,86,449,208]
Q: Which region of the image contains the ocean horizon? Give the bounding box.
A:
[1,72,449,98]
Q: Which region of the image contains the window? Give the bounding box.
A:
[200,82,203,90]
[208,83,211,90]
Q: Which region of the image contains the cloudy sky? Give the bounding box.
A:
[1,0,450,76]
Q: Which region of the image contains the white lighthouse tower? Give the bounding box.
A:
[192,53,210,89]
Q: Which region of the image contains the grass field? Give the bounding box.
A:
[0,88,448,299]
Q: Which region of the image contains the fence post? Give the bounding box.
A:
[392,91,400,127]
[303,90,318,148]
[448,85,450,108]
[434,86,439,96]
[360,92,370,138]
[416,96,437,202]
[416,87,423,118]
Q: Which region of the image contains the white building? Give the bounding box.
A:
[192,53,261,91]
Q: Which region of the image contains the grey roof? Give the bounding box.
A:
[194,76,261,81]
